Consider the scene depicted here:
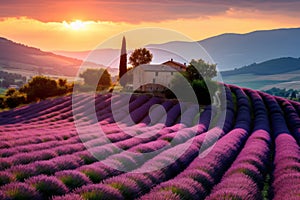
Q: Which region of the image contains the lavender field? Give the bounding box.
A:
[0,85,300,200]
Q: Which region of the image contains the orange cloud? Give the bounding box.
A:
[0,5,299,51]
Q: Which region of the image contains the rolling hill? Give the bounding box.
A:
[221,57,300,90]
[0,37,105,77]
[222,57,300,76]
[0,85,300,199]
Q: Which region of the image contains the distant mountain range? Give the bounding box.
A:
[55,28,300,71]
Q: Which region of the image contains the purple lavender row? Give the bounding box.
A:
[0,170,93,199]
[48,108,214,195]
[0,128,78,150]
[0,95,86,133]
[95,95,150,125]
[0,126,203,195]
[0,142,87,171]
[217,85,235,133]
[260,92,300,199]
[0,118,206,184]
[139,127,249,200]
[0,95,69,124]
[122,97,162,125]
[138,85,250,199]
[70,128,219,200]
[275,96,300,144]
[207,89,271,199]
[19,93,111,127]
[0,95,73,125]
[74,109,213,181]
[229,85,252,132]
[82,92,234,199]
[244,89,270,132]
[140,100,175,125]
[290,99,300,116]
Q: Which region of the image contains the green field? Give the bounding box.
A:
[222,72,300,90]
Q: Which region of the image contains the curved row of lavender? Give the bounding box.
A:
[0,85,299,199]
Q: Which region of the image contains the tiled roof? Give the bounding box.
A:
[162,59,187,69]
[139,64,179,72]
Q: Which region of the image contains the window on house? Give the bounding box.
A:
[153,79,155,83]
[155,72,158,76]
[171,72,174,75]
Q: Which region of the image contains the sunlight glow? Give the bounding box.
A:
[63,20,86,30]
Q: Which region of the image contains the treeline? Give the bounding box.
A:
[0,68,112,109]
[0,76,73,109]
[0,71,26,88]
[263,87,299,101]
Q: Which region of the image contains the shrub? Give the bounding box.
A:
[104,177,140,199]
[79,69,112,91]
[141,190,181,200]
[55,170,91,190]
[10,165,37,181]
[26,175,68,198]
[0,172,14,186]
[5,93,26,108]
[75,184,123,200]
[0,96,5,109]
[33,161,58,175]
[1,182,41,200]
[19,76,72,102]
[52,193,84,200]
[78,165,109,183]
[0,158,12,170]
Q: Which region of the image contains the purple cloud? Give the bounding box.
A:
[0,0,299,23]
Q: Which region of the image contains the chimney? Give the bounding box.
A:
[171,58,173,62]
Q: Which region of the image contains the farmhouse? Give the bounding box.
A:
[133,59,186,92]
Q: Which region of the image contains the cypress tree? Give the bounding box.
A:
[119,36,127,86]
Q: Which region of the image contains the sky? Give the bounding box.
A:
[0,0,300,51]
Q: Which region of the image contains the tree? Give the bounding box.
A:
[5,88,18,96]
[129,48,153,68]
[79,68,111,90]
[119,36,127,86]
[19,76,58,101]
[170,59,218,104]
[19,76,72,102]
[58,78,67,87]
[5,92,26,108]
[186,59,217,81]
[291,91,298,99]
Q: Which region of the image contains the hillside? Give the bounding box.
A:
[0,37,103,77]
[0,85,300,199]
[220,57,300,90]
[222,57,300,76]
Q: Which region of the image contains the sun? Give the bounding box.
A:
[63,20,86,30]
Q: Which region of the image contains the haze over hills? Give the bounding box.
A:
[0,37,109,78]
[55,28,300,71]
[221,57,300,90]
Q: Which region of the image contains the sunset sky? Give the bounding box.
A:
[0,0,300,51]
